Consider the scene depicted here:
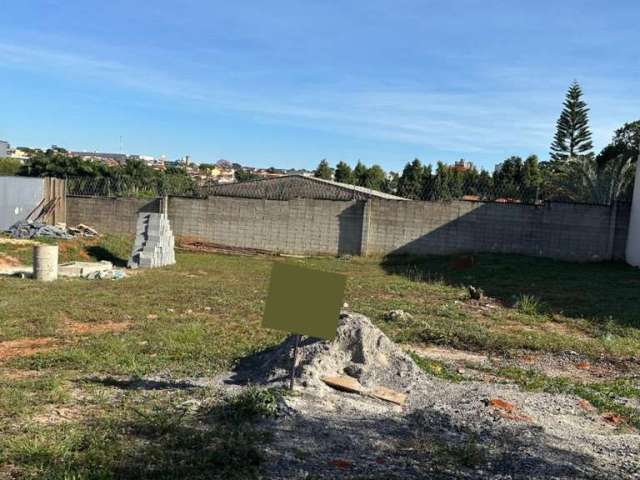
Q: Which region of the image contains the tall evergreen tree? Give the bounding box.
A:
[397,158,425,199]
[550,81,594,162]
[353,161,368,186]
[363,164,386,190]
[334,161,354,184]
[313,159,332,180]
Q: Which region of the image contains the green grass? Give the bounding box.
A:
[2,234,640,477]
[410,353,463,382]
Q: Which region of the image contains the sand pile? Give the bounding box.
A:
[230,312,423,396]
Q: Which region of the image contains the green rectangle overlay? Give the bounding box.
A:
[262,263,346,340]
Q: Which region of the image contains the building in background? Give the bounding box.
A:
[452,159,473,172]
[71,151,128,166]
[0,140,9,158]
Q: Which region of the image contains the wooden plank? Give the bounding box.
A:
[321,375,406,405]
[369,386,406,406]
[321,375,364,393]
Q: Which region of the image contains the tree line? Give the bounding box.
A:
[5,147,198,196]
[312,81,638,204]
[3,81,637,204]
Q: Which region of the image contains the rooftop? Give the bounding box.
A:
[204,174,406,201]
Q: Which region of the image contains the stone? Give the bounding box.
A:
[383,309,413,322]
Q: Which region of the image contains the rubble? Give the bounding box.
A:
[128,213,176,269]
[58,261,125,280]
[383,309,413,321]
[5,221,99,240]
[6,221,72,240]
[230,312,423,395]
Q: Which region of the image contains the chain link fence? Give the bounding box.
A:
[66,174,633,205]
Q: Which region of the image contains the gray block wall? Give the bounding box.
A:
[66,195,630,262]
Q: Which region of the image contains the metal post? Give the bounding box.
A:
[288,334,301,390]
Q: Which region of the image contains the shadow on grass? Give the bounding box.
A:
[83,375,199,391]
[381,253,640,328]
[10,389,617,479]
[85,245,128,267]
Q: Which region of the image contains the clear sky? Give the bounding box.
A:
[2,1,638,172]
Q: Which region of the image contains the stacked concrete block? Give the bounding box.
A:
[127,212,176,269]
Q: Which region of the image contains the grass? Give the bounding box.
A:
[1,234,640,477]
[409,353,463,382]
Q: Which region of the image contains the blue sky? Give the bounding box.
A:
[2,1,639,172]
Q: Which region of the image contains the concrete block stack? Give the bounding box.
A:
[127,212,176,269]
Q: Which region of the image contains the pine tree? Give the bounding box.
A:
[353,161,368,186]
[313,159,332,180]
[397,158,425,199]
[334,161,354,184]
[550,81,594,162]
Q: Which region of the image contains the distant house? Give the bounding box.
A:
[0,140,9,158]
[71,151,128,165]
[204,174,406,201]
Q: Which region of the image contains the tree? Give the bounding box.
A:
[597,120,640,167]
[429,162,455,200]
[234,169,260,183]
[334,161,354,184]
[313,159,332,180]
[397,159,425,199]
[494,156,524,199]
[550,154,635,205]
[18,149,108,178]
[363,164,386,190]
[0,157,21,176]
[353,161,368,186]
[521,155,543,202]
[550,81,594,162]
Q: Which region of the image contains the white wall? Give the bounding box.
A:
[626,158,640,267]
[0,176,44,229]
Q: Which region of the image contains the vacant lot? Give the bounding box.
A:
[1,235,639,479]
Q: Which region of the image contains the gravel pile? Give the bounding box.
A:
[219,312,640,479]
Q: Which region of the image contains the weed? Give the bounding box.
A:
[514,294,545,316]
[213,387,283,423]
[410,353,463,382]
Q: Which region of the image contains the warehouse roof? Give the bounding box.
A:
[205,175,406,201]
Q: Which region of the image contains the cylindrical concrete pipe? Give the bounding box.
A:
[626,156,640,267]
[33,244,59,281]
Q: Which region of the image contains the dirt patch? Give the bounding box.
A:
[0,255,22,268]
[0,369,43,380]
[0,338,55,362]
[62,320,130,335]
[407,344,490,365]
[31,404,88,425]
[57,240,92,260]
[178,237,274,256]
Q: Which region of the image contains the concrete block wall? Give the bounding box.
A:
[168,196,364,255]
[66,195,630,262]
[366,200,629,261]
[66,197,160,234]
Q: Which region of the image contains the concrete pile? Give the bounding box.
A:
[231,312,422,395]
[127,212,176,269]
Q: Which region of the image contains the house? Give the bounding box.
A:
[204,174,406,201]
